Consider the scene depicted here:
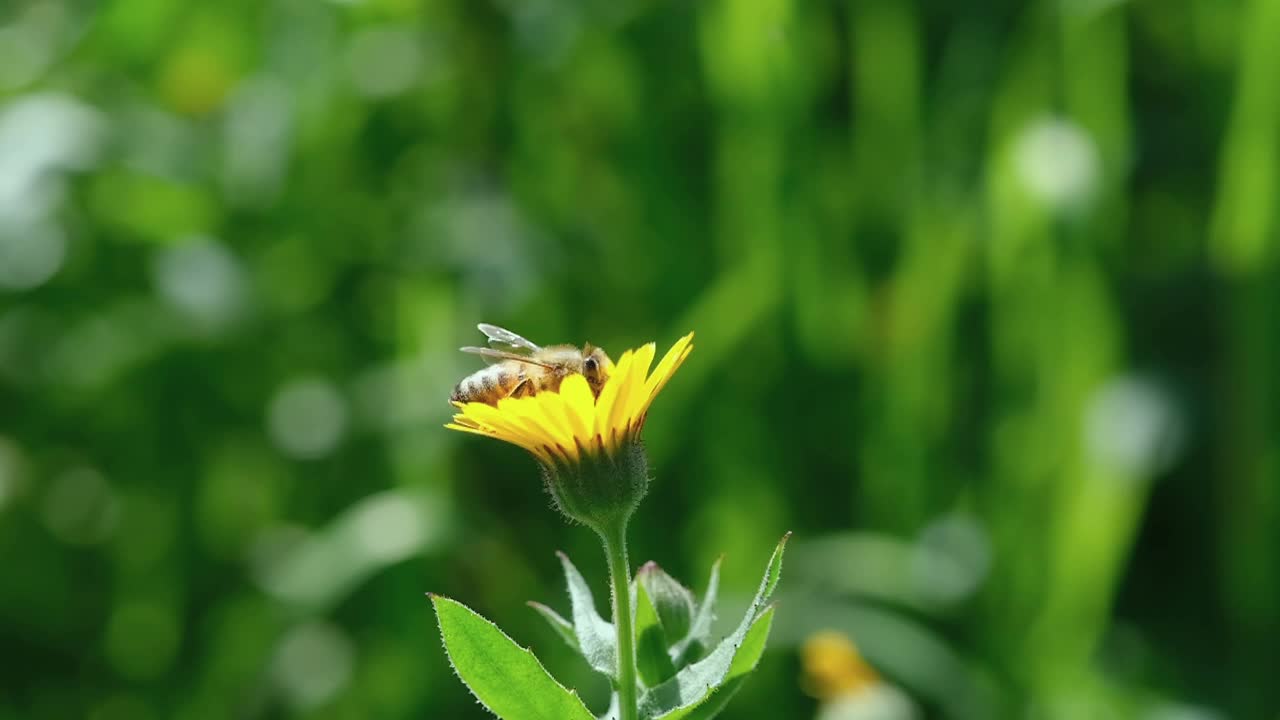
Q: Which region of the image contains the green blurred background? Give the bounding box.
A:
[1,0,1277,718]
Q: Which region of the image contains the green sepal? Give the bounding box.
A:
[431,594,595,720]
[635,580,679,687]
[638,534,789,719]
[541,439,649,533]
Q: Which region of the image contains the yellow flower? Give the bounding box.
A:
[446,332,694,465]
[801,631,881,701]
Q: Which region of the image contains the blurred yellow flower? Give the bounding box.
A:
[446,333,694,466]
[802,631,881,701]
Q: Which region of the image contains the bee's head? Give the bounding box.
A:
[582,344,612,397]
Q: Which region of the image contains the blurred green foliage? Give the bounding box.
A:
[0,0,1276,718]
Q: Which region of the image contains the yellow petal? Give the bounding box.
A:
[644,333,693,400]
[474,400,551,447]
[500,395,572,450]
[533,389,579,453]
[604,347,641,438]
[449,414,484,431]
[614,342,655,428]
[558,373,595,445]
[640,334,694,415]
[594,348,633,442]
[444,422,495,438]
[455,402,544,452]
[489,400,557,450]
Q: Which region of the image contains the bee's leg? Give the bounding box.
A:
[508,378,535,399]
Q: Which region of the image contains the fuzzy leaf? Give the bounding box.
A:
[672,556,721,664]
[655,605,775,720]
[558,551,618,677]
[431,595,594,720]
[528,601,579,651]
[725,606,774,677]
[599,692,620,720]
[638,534,789,719]
[635,581,679,687]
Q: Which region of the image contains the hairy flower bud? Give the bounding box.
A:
[636,562,695,643]
[541,437,650,532]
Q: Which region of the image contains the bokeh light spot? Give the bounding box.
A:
[273,621,354,710]
[267,377,348,459]
[911,514,991,608]
[41,467,119,545]
[104,601,181,680]
[350,492,428,563]
[345,27,423,98]
[1084,376,1185,479]
[1013,117,1100,212]
[151,237,249,334]
[0,222,66,290]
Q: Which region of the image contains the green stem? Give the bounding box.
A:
[601,519,639,720]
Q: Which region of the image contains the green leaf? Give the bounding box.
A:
[672,637,707,671]
[431,595,595,720]
[657,606,776,720]
[672,556,721,664]
[528,601,579,651]
[558,551,618,677]
[671,677,746,720]
[638,533,789,719]
[761,533,789,598]
[635,581,678,687]
[727,606,774,678]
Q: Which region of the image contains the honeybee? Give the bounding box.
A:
[450,324,613,407]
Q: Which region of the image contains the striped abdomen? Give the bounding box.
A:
[451,362,524,406]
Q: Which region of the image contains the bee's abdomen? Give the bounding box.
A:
[451,365,519,406]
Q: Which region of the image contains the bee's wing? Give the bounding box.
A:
[459,347,554,368]
[477,323,542,352]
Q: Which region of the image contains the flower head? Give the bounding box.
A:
[446,332,694,529]
[447,332,693,463]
